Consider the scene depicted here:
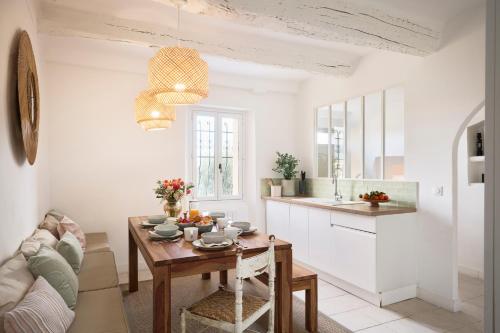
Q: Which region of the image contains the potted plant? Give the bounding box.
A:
[272,152,299,196]
[155,178,194,217]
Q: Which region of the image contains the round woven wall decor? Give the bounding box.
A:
[17,31,40,165]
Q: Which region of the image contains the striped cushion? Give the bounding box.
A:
[4,276,74,333]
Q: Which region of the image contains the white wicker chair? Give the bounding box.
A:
[180,235,276,333]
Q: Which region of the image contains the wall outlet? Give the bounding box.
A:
[432,186,444,196]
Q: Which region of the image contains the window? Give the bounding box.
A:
[315,87,405,180]
[191,108,244,200]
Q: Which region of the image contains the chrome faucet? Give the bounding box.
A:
[332,171,342,201]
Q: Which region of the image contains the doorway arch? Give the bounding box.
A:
[451,100,485,305]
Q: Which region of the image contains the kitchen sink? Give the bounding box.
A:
[291,197,359,206]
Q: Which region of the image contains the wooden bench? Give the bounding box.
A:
[255,263,318,333]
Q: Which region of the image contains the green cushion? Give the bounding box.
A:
[28,245,79,309]
[56,232,84,274]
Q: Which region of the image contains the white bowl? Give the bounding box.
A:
[154,224,179,237]
[231,221,251,231]
[201,232,225,244]
[148,215,166,224]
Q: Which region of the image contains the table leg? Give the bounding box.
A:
[275,248,293,333]
[128,229,138,292]
[220,270,228,285]
[201,272,211,280]
[305,278,318,332]
[153,265,172,333]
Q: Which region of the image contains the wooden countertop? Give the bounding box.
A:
[262,196,417,216]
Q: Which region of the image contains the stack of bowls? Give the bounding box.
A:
[148,215,166,224]
[154,224,179,237]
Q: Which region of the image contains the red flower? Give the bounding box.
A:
[187,189,191,194]
[173,183,180,190]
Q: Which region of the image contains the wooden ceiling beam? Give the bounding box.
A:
[39,4,356,76]
[159,0,441,56]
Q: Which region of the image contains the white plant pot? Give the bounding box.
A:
[270,185,282,197]
[281,179,296,197]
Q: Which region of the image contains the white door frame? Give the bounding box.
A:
[485,0,499,331]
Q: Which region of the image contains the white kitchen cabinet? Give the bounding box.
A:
[289,205,309,262]
[265,198,417,306]
[265,200,290,242]
[307,208,333,274]
[331,225,376,293]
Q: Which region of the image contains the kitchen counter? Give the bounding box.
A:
[262,196,417,216]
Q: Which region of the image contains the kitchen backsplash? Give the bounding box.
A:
[261,178,418,208]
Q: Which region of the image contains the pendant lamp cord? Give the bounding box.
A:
[177,4,181,47]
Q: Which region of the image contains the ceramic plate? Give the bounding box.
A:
[148,230,183,240]
[240,226,258,235]
[192,238,233,251]
[141,221,162,228]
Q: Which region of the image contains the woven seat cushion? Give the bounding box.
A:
[84,233,111,253]
[188,289,267,324]
[78,251,118,292]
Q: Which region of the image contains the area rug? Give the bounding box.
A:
[121,273,350,333]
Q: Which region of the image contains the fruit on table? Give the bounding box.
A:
[359,191,389,201]
[197,216,213,225]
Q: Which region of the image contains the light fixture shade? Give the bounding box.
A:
[148,47,208,105]
[135,90,176,131]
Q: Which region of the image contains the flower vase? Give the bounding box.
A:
[164,200,181,217]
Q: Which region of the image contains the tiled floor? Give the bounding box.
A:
[294,274,484,332]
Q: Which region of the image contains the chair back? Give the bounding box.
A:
[234,235,276,332]
[235,238,275,279]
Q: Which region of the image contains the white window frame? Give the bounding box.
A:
[190,107,244,201]
[314,87,404,180]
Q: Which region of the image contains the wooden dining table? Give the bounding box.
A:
[128,216,293,333]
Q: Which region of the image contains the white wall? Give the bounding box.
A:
[296,7,485,310]
[457,110,485,279]
[0,0,51,264]
[43,36,299,271]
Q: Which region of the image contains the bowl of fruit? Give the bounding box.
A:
[359,191,390,207]
[195,216,214,234]
[176,213,195,230]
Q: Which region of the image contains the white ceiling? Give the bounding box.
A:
[37,0,484,80]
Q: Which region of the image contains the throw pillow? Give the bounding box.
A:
[19,239,41,258]
[27,245,78,309]
[57,216,86,250]
[45,209,65,222]
[56,232,84,273]
[4,276,75,333]
[39,215,60,239]
[0,253,35,333]
[30,229,58,249]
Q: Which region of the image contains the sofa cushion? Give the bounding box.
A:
[39,215,60,239]
[4,276,75,333]
[78,251,118,292]
[68,287,128,333]
[0,253,35,333]
[56,232,84,274]
[28,245,79,309]
[57,217,86,250]
[84,232,111,253]
[20,239,41,258]
[30,229,58,249]
[45,209,65,222]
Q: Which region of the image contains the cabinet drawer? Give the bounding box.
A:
[331,211,376,233]
[331,225,377,293]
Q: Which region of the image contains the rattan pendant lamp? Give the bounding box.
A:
[148,1,208,105]
[135,90,176,131]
